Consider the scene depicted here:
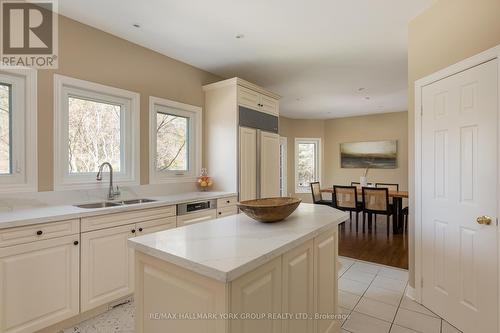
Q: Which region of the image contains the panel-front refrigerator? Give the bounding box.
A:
[238,107,280,201]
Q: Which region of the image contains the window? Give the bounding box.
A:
[295,138,321,193]
[0,69,37,192]
[149,97,201,183]
[279,137,287,196]
[54,75,140,189]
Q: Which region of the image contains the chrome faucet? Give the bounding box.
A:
[96,162,120,200]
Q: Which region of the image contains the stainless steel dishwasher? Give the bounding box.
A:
[176,199,217,226]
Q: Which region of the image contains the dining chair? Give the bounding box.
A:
[351,181,374,190]
[310,182,333,206]
[375,183,399,192]
[361,187,393,236]
[333,186,364,231]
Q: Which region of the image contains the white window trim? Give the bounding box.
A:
[54,75,140,190]
[294,137,321,193]
[149,96,202,184]
[279,136,287,196]
[0,67,37,193]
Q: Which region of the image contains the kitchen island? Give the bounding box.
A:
[129,203,349,333]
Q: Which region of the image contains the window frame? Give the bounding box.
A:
[54,75,140,190]
[294,137,321,193]
[149,96,202,184]
[279,136,287,196]
[0,68,37,193]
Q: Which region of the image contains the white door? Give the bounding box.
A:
[260,131,280,198]
[81,224,135,312]
[421,59,498,332]
[239,127,258,201]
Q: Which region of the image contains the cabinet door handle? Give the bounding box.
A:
[131,229,136,234]
[73,241,79,246]
[138,228,143,232]
[36,230,43,236]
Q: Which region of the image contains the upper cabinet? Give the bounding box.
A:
[237,86,279,116]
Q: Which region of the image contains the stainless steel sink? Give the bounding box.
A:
[121,198,157,205]
[74,198,157,209]
[75,202,123,209]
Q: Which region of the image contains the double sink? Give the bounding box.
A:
[75,198,157,209]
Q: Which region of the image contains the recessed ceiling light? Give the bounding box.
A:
[132,24,141,28]
[235,34,245,39]
[365,96,371,100]
[358,88,365,92]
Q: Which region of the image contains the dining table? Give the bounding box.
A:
[320,188,409,234]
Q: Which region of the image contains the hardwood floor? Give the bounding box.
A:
[338,213,409,269]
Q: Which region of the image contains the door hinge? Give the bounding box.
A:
[421,277,424,288]
[420,105,423,116]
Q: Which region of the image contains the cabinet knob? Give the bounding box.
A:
[138,228,143,232]
[218,212,222,215]
[226,200,230,204]
[36,230,43,236]
[131,229,136,234]
[73,241,79,246]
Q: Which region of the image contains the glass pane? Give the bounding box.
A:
[0,84,11,174]
[297,142,316,188]
[68,97,121,173]
[156,112,189,171]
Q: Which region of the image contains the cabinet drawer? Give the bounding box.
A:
[0,219,80,247]
[238,86,260,110]
[217,206,238,218]
[136,217,176,236]
[82,205,176,232]
[176,209,217,227]
[217,196,238,208]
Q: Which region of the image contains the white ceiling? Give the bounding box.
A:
[59,0,433,119]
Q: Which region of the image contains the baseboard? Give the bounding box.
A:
[405,286,416,300]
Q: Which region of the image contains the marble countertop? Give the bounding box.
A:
[0,191,237,229]
[129,203,349,282]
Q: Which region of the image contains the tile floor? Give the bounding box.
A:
[338,257,462,333]
[63,257,463,333]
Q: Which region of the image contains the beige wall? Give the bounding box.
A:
[324,112,408,191]
[37,15,221,191]
[279,112,408,203]
[407,0,500,286]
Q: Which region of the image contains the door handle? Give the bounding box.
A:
[476,216,493,225]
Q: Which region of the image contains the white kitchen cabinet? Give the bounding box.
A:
[314,229,338,333]
[204,78,280,198]
[0,235,80,333]
[237,86,261,111]
[80,224,136,312]
[260,131,281,198]
[176,209,217,227]
[238,85,279,116]
[260,94,279,116]
[230,257,282,333]
[136,217,176,236]
[239,127,258,201]
[282,240,314,333]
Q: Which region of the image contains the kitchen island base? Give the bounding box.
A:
[134,227,341,333]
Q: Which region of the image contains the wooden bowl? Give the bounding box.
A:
[237,197,302,223]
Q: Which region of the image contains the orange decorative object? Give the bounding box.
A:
[197,168,213,191]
